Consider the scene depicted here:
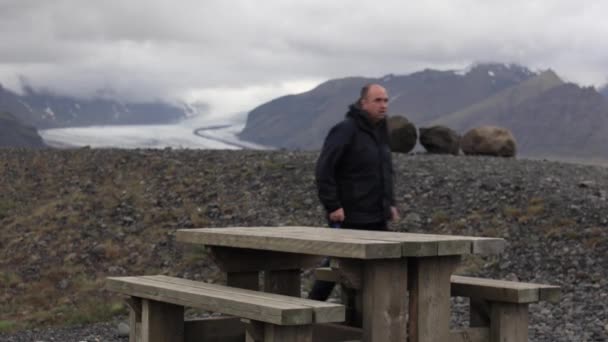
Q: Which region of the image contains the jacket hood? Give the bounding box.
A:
[346,104,386,131]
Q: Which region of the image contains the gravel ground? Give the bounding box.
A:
[1,150,607,341]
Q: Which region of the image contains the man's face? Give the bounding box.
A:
[361,85,389,123]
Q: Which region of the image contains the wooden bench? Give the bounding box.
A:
[106,275,345,342]
[313,267,560,342]
[450,275,560,342]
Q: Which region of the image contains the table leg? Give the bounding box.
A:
[408,256,460,342]
[361,259,408,342]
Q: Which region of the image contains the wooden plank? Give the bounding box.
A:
[469,237,506,255]
[313,323,362,342]
[125,297,142,342]
[129,307,141,342]
[451,275,560,303]
[211,247,324,272]
[408,256,460,342]
[264,269,301,296]
[141,299,184,342]
[539,285,562,303]
[178,226,505,257]
[361,259,408,342]
[264,324,313,342]
[107,276,313,325]
[108,275,344,324]
[177,228,402,259]
[249,226,474,256]
[490,302,529,342]
[150,275,344,323]
[450,327,490,342]
[184,316,244,342]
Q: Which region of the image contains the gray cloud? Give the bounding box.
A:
[1,0,607,115]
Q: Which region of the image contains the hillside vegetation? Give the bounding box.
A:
[0,149,607,341]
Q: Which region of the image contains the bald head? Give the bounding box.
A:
[359,83,388,123]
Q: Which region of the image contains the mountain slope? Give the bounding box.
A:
[0,111,45,148]
[0,84,192,129]
[600,84,608,98]
[429,70,564,129]
[239,64,535,149]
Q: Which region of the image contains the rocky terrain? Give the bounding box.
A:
[0,149,607,341]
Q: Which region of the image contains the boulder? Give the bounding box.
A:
[387,115,417,153]
[419,126,460,155]
[461,126,516,157]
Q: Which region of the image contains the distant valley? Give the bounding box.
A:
[0,84,200,148]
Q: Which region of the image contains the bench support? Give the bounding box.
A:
[490,302,529,342]
[141,299,184,342]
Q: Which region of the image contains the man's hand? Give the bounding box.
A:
[329,208,345,222]
[390,206,400,221]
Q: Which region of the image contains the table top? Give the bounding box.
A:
[176,226,505,259]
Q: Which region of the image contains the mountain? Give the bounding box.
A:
[0,111,45,148]
[600,85,608,98]
[239,63,537,149]
[0,84,193,129]
[239,64,608,161]
[426,73,608,159]
[429,70,564,129]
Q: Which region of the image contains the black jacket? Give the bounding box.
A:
[315,104,395,224]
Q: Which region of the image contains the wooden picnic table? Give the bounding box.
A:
[176,226,505,342]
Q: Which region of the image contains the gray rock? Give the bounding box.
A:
[117,322,130,337]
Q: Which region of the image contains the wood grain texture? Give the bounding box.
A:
[361,259,408,342]
[451,275,561,303]
[490,302,529,342]
[107,275,344,325]
[177,226,504,258]
[141,299,184,342]
[408,256,460,342]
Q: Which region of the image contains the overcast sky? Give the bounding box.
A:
[1,0,607,119]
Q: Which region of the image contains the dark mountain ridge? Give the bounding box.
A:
[0,84,194,130]
[239,63,536,149]
[0,111,45,148]
[600,84,608,98]
[239,64,608,162]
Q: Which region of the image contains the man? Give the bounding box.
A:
[308,83,399,300]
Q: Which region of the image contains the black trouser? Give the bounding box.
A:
[307,220,387,301]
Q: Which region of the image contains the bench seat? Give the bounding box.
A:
[450,275,561,303]
[313,267,560,342]
[106,275,345,342]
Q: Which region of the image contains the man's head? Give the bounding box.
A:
[358,83,389,123]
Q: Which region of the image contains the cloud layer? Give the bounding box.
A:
[1,0,607,116]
